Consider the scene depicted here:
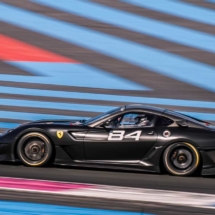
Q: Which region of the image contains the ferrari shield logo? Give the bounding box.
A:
[57,131,64,138]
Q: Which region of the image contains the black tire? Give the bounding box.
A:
[17,132,53,167]
[163,142,200,176]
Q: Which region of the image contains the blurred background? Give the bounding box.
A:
[0,0,215,214]
[0,0,215,132]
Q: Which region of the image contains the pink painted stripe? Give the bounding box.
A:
[0,177,92,191]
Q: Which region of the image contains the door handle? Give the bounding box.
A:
[148,131,154,135]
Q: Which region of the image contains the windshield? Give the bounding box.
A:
[84,107,122,125]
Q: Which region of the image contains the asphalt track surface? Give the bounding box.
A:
[0,163,215,215]
[0,163,215,194]
[1,190,214,215]
[0,191,214,215]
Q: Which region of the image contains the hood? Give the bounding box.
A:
[1,118,86,135]
[27,119,87,126]
[1,119,87,135]
[33,119,85,123]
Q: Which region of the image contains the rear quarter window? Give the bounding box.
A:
[155,116,174,126]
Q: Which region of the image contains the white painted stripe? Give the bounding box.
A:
[61,186,215,209]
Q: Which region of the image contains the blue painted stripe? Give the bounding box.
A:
[179,111,215,121]
[0,111,86,121]
[0,109,214,123]
[122,0,215,26]
[0,113,215,130]
[0,122,20,129]
[1,86,215,110]
[32,0,215,54]
[0,4,215,92]
[4,62,148,91]
[0,201,143,215]
[0,99,113,113]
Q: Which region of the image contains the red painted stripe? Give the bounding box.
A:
[0,177,92,191]
[0,35,79,63]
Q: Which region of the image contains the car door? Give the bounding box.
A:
[84,112,158,162]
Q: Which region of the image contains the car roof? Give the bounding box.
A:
[125,104,166,113]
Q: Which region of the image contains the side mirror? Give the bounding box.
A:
[103,120,110,127]
[177,120,188,127]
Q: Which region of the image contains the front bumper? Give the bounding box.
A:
[0,143,14,161]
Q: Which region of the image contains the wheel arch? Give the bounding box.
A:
[161,141,201,176]
[159,139,201,174]
[13,128,55,160]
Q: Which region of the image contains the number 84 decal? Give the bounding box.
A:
[108,130,142,141]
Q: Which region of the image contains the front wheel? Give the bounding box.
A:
[163,142,200,176]
[17,132,53,167]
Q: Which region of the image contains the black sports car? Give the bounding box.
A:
[1,104,215,176]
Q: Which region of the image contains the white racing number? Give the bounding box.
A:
[108,130,142,141]
[108,130,125,141]
[124,130,142,141]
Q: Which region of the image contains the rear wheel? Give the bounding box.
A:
[17,132,52,167]
[163,142,200,176]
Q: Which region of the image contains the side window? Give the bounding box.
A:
[155,116,174,127]
[108,112,155,128]
[120,113,138,126]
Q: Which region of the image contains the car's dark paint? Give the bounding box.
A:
[1,104,215,175]
[84,126,157,161]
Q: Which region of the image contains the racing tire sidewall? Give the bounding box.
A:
[17,132,52,167]
[163,142,200,176]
